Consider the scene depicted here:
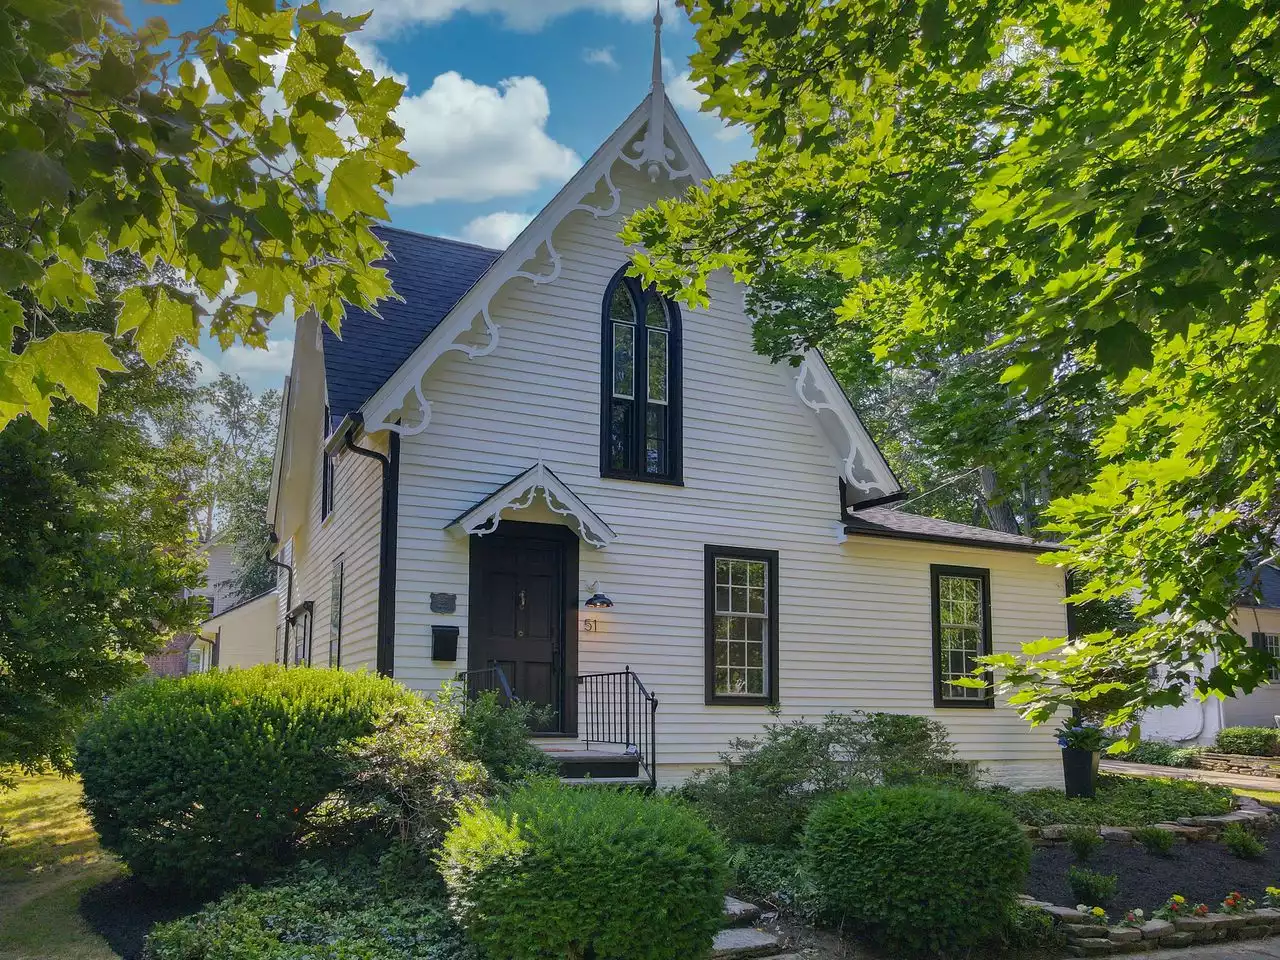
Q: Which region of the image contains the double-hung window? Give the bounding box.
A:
[705,546,779,705]
[1252,632,1280,681]
[931,565,994,707]
[601,270,681,482]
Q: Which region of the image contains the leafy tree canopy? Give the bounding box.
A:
[625,0,1280,730]
[0,0,412,427]
[0,256,204,774]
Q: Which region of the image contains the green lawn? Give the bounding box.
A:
[0,775,124,960]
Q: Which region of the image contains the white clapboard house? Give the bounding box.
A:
[265,13,1068,788]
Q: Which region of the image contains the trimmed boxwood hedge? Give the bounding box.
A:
[76,666,420,892]
[804,786,1030,957]
[439,782,728,960]
[1216,726,1280,757]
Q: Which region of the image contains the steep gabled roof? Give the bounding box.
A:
[323,226,501,426]
[1239,563,1280,609]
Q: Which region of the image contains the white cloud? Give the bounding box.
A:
[583,46,619,69]
[460,211,534,249]
[391,72,580,206]
[331,0,679,36]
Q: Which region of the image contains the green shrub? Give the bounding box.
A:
[321,699,490,848]
[1223,822,1266,859]
[1216,727,1280,757]
[1132,825,1176,856]
[1067,866,1118,906]
[76,666,420,892]
[143,858,476,960]
[1065,825,1103,861]
[682,711,976,846]
[1122,741,1204,767]
[988,774,1233,827]
[440,781,727,960]
[455,691,558,784]
[803,787,1029,957]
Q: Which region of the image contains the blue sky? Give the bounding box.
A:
[121,0,750,393]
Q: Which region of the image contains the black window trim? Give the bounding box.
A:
[704,544,780,706]
[930,563,995,709]
[321,405,336,520]
[330,555,345,669]
[599,267,683,485]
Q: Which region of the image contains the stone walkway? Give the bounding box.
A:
[1102,759,1280,795]
[1149,941,1280,958]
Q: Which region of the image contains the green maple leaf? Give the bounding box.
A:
[0,150,72,215]
[117,285,201,364]
[327,156,388,219]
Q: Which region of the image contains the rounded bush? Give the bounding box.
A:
[76,665,420,892]
[439,782,728,960]
[804,786,1030,957]
[1215,726,1280,757]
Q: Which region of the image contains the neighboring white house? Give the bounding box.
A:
[200,591,278,671]
[266,13,1070,788]
[1139,563,1280,744]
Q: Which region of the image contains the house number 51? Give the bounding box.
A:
[583,618,600,632]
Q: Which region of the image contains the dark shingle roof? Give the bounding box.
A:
[1239,563,1280,609]
[844,506,1056,554]
[323,226,502,425]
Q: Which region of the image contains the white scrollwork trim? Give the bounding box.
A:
[795,357,888,496]
[451,463,617,549]
[512,236,563,287]
[569,166,622,220]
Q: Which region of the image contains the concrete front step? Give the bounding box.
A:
[533,740,642,780]
[557,775,651,788]
[723,896,762,927]
[711,927,783,959]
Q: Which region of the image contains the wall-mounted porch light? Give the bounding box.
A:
[584,581,614,609]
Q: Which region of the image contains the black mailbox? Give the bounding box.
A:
[431,625,459,662]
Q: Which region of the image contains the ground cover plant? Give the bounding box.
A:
[1120,741,1204,768]
[989,774,1232,827]
[1068,866,1118,906]
[143,857,476,960]
[804,786,1029,957]
[1065,825,1103,862]
[440,781,727,960]
[75,666,422,892]
[1223,822,1266,860]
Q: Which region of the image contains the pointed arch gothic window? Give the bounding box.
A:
[601,268,682,483]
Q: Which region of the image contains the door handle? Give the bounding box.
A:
[518,589,527,610]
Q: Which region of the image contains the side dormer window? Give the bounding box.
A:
[600,269,682,483]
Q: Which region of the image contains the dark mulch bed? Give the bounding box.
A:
[80,876,206,960]
[1027,838,1280,912]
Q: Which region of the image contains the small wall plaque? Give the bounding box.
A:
[430,592,457,614]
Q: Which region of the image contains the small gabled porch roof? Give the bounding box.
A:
[448,462,617,549]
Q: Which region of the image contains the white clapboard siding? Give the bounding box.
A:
[390,157,1067,787]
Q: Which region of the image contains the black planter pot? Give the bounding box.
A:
[1062,747,1100,798]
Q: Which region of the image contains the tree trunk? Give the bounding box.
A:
[978,465,1021,534]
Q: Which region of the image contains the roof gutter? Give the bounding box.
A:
[342,412,399,678]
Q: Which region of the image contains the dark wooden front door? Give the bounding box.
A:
[468,522,576,733]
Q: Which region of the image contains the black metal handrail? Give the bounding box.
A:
[456,663,515,708]
[577,666,658,790]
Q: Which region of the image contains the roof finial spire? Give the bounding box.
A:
[651,0,664,91]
